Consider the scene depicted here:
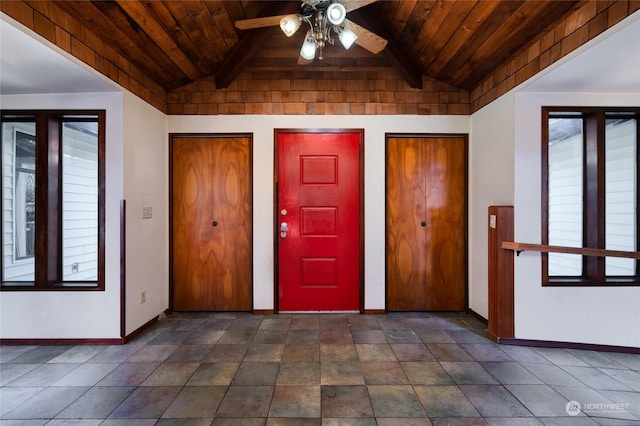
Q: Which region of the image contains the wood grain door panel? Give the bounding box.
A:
[171,135,252,311]
[386,135,467,311]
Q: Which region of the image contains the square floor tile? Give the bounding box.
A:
[141,362,199,386]
[505,384,571,417]
[459,384,532,417]
[481,362,543,385]
[277,362,320,385]
[161,386,226,418]
[216,385,274,417]
[561,366,634,391]
[0,386,44,416]
[353,330,388,344]
[245,344,284,362]
[269,385,321,418]
[522,363,587,387]
[390,344,436,362]
[383,330,422,344]
[440,362,499,384]
[217,330,256,344]
[321,385,374,417]
[320,344,358,362]
[282,344,319,362]
[232,362,279,385]
[361,362,409,385]
[253,331,288,344]
[462,344,514,362]
[126,345,178,363]
[426,344,475,362]
[56,386,135,418]
[0,364,39,386]
[7,363,79,387]
[401,362,454,385]
[164,345,212,362]
[96,362,159,386]
[414,385,480,417]
[367,385,425,417]
[187,362,239,386]
[109,386,181,419]
[48,346,106,364]
[356,344,397,362]
[286,330,320,344]
[7,347,74,364]
[205,344,248,362]
[3,386,89,420]
[321,363,364,385]
[51,362,118,387]
[320,330,353,345]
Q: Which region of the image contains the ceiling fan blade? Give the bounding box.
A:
[235,14,294,30]
[344,19,387,54]
[344,0,378,12]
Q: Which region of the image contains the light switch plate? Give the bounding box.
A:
[489,214,496,228]
[142,206,152,219]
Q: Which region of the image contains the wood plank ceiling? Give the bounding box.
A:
[54,0,580,92]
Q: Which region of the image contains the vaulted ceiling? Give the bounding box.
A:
[52,0,581,92]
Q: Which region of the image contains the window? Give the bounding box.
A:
[542,107,639,286]
[1,111,105,290]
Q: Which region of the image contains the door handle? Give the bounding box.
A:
[280,222,288,238]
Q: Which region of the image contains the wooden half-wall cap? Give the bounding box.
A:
[501,242,640,259]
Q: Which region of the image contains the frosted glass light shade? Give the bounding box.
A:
[280,15,302,37]
[339,27,357,49]
[300,32,317,60]
[327,2,346,25]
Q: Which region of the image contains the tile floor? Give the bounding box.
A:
[1,311,640,425]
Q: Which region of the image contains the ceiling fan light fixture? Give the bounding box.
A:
[338,27,357,49]
[327,2,347,25]
[279,14,302,37]
[300,31,317,60]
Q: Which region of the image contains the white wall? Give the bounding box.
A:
[168,115,470,311]
[0,92,124,339]
[514,92,640,347]
[123,92,168,334]
[468,95,515,318]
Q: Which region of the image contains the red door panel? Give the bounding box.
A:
[277,132,361,311]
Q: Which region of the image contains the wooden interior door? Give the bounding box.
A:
[171,135,252,311]
[277,131,362,311]
[386,135,467,311]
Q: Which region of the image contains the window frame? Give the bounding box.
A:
[542,106,640,286]
[0,110,106,291]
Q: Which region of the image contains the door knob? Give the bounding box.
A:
[280,222,288,238]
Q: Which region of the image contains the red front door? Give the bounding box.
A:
[277,131,361,311]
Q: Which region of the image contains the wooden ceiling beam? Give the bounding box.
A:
[349,8,423,89]
[114,0,202,81]
[215,1,299,89]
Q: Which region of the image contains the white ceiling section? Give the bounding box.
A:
[0,11,639,98]
[0,15,118,95]
[523,12,640,93]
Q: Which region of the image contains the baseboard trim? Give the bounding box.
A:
[253,309,276,315]
[498,337,640,354]
[466,308,488,325]
[123,315,160,343]
[364,309,386,315]
[0,337,123,345]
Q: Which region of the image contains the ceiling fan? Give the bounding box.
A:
[235,0,388,62]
